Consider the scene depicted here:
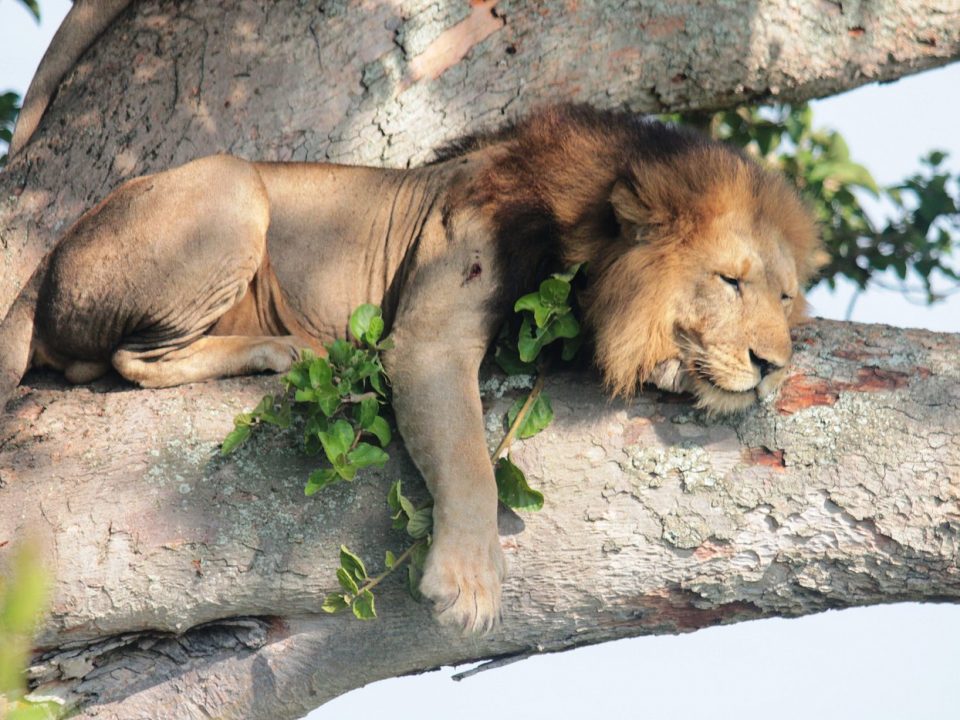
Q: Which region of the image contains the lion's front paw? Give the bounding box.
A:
[257,337,303,373]
[420,536,505,634]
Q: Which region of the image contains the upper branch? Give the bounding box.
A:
[2,0,959,312]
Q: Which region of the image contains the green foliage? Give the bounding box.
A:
[1,2,39,167]
[1,544,63,720]
[511,263,583,364]
[221,304,392,497]
[688,104,959,303]
[15,0,40,21]
[222,273,576,622]
[494,455,544,511]
[1,91,20,167]
[506,393,553,440]
[487,264,585,515]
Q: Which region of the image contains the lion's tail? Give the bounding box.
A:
[0,265,44,410]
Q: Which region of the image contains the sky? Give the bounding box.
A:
[1,3,958,719]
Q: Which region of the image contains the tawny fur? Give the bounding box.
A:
[0,105,822,633]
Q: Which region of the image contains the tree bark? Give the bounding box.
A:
[1,1,959,718]
[2,0,959,315]
[3,318,959,718]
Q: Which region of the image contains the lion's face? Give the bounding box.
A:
[651,212,801,414]
[584,146,822,414]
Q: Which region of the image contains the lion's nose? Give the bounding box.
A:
[749,350,783,379]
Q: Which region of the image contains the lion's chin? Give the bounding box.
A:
[689,376,758,415]
[647,358,779,415]
[645,359,788,415]
[692,367,788,415]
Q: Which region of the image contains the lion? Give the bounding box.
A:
[0,105,823,633]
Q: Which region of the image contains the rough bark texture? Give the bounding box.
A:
[1,319,958,718]
[1,0,959,717]
[2,0,960,317]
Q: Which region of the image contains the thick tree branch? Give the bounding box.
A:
[3,318,958,717]
[2,0,959,314]
[1,1,959,717]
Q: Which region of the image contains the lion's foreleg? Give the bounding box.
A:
[111,335,303,388]
[387,340,504,634]
[384,237,506,633]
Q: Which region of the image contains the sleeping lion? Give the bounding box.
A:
[0,105,822,633]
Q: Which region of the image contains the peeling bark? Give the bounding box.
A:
[1,1,959,717]
[2,319,958,718]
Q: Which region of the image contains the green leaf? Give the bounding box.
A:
[309,357,333,389]
[406,508,433,539]
[318,420,355,465]
[220,424,252,455]
[398,494,416,521]
[539,277,571,306]
[551,262,583,283]
[495,455,544,511]
[340,545,368,581]
[513,291,542,314]
[349,304,381,344]
[334,462,359,481]
[506,392,554,440]
[284,364,310,390]
[327,339,353,367]
[827,132,850,162]
[365,316,385,346]
[407,564,423,601]
[252,394,275,416]
[347,442,389,469]
[387,478,416,522]
[321,593,349,613]
[357,396,379,428]
[336,566,360,595]
[385,550,396,568]
[517,315,543,363]
[369,370,386,396]
[410,540,430,569]
[549,311,580,339]
[305,468,339,495]
[387,479,402,513]
[352,589,377,620]
[368,416,392,446]
[253,395,291,427]
[315,387,342,417]
[16,0,40,21]
[494,344,536,375]
[514,290,556,328]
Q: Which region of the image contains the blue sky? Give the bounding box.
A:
[2,3,958,719]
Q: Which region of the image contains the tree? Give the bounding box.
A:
[1,2,959,718]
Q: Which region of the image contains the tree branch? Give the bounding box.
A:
[2,0,959,313]
[4,318,958,717]
[1,1,959,717]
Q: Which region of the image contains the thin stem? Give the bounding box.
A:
[490,369,547,463]
[355,539,425,596]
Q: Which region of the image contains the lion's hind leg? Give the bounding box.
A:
[112,335,303,389]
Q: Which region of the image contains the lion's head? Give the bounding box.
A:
[583,142,824,414]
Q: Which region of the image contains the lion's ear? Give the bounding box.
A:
[609,180,647,240]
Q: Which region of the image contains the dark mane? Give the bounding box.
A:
[431,104,712,166]
[433,105,724,305]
